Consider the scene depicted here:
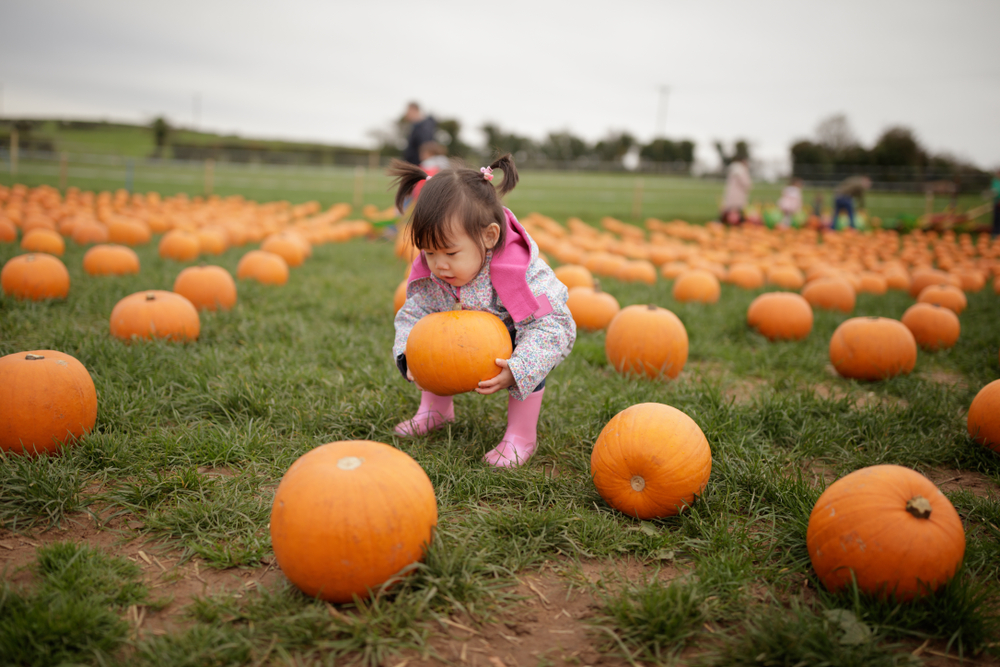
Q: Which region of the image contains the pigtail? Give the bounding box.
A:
[489,153,519,197]
[387,159,429,213]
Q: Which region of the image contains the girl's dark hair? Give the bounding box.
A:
[388,154,519,258]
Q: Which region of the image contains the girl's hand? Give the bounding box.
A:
[406,368,425,392]
[476,358,515,395]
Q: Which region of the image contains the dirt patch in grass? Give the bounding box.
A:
[810,381,909,410]
[920,369,968,389]
[401,558,682,667]
[927,467,1000,498]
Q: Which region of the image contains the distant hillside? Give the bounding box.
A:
[0,118,375,165]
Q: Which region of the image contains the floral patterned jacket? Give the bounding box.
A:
[393,220,576,401]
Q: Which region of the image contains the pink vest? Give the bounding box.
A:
[407,208,552,323]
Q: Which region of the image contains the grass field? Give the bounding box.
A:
[1,188,999,667]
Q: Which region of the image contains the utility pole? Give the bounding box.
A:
[655,85,670,138]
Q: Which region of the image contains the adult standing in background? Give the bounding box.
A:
[720,150,751,225]
[403,102,436,166]
[831,175,871,229]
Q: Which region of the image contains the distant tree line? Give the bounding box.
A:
[791,114,989,191]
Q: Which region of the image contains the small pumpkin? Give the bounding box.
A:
[237,250,289,285]
[107,218,151,246]
[566,284,620,331]
[766,265,805,290]
[901,302,959,351]
[726,262,764,289]
[261,234,306,267]
[801,277,855,313]
[746,292,813,341]
[1,253,70,300]
[270,440,437,602]
[591,403,711,519]
[909,268,959,298]
[0,350,98,455]
[967,379,1000,452]
[406,310,513,395]
[71,222,110,245]
[173,265,237,311]
[83,244,140,276]
[605,304,688,379]
[109,290,201,342]
[159,230,201,261]
[917,284,967,314]
[615,260,657,285]
[829,317,916,380]
[195,227,229,256]
[21,228,65,256]
[857,272,888,295]
[807,464,964,600]
[672,269,720,304]
[0,217,16,242]
[393,278,408,315]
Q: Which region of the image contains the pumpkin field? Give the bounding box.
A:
[2,179,1000,667]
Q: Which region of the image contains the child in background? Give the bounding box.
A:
[390,154,576,468]
[778,177,803,228]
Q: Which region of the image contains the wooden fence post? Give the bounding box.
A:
[204,158,215,196]
[631,177,645,220]
[59,152,68,191]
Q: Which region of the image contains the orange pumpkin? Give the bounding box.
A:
[261,235,306,267]
[746,292,813,341]
[726,263,765,289]
[159,230,201,261]
[801,277,855,313]
[591,403,711,519]
[883,267,911,291]
[555,266,594,292]
[829,317,917,380]
[605,304,688,379]
[909,268,959,298]
[71,222,110,245]
[21,228,65,256]
[270,440,437,602]
[107,218,151,246]
[1,253,70,300]
[0,217,16,242]
[766,265,805,290]
[406,311,513,395]
[917,284,967,314]
[109,290,201,342]
[0,350,98,455]
[83,244,140,276]
[660,261,689,279]
[566,285,620,331]
[857,272,888,295]
[672,269,720,304]
[967,379,1000,452]
[807,464,964,600]
[173,265,237,311]
[393,278,408,314]
[237,250,289,285]
[901,303,959,351]
[616,260,657,284]
[195,227,229,256]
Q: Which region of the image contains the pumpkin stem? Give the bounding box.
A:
[630,475,646,492]
[646,304,657,311]
[337,456,363,471]
[145,293,156,301]
[24,354,45,360]
[906,496,932,519]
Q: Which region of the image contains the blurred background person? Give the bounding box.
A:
[831,175,871,229]
[777,177,803,228]
[403,102,436,166]
[720,149,751,225]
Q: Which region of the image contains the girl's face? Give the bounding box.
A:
[422,222,500,288]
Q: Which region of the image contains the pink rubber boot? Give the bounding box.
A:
[395,391,454,436]
[484,389,545,468]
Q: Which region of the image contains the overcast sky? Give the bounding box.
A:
[2,0,998,169]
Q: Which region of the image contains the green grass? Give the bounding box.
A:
[1,189,1000,664]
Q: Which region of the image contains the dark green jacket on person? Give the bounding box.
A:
[835,176,870,209]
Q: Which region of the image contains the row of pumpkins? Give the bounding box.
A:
[3,184,999,612]
[2,341,998,606]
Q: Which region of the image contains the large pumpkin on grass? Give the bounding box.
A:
[406,311,513,395]
[968,379,1000,452]
[829,317,916,380]
[807,464,964,600]
[605,304,688,379]
[746,292,813,341]
[1,253,70,300]
[591,403,711,519]
[110,290,200,342]
[270,440,437,602]
[173,265,237,311]
[0,350,97,455]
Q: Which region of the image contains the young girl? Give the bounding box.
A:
[390,154,576,468]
